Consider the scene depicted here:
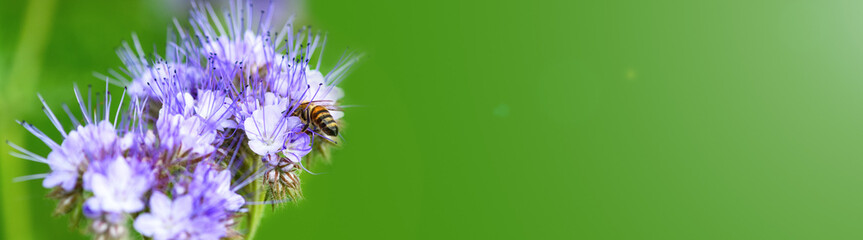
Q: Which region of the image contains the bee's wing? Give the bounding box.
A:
[307,100,336,105]
[307,100,344,111]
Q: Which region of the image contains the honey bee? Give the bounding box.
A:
[294,100,340,141]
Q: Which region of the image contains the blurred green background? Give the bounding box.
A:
[3,0,863,239]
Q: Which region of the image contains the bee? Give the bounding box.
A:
[293,100,340,141]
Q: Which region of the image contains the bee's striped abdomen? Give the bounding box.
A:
[311,105,339,136]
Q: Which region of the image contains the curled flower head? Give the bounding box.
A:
[12,1,360,239]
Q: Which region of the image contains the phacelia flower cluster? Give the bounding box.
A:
[9,1,359,239]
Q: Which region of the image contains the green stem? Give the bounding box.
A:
[244,156,266,240]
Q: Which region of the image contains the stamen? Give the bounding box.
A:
[37,94,67,138]
[73,84,92,124]
[18,120,60,149]
[61,104,81,127]
[113,87,127,127]
[7,140,47,163]
[13,173,50,182]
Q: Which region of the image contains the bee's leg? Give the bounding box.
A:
[299,110,311,133]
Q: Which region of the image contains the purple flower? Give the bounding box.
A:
[156,109,218,158]
[175,92,197,116]
[281,133,312,165]
[194,90,237,129]
[302,70,343,101]
[244,105,301,155]
[302,70,346,120]
[83,156,152,215]
[41,126,91,191]
[184,163,245,213]
[133,192,193,240]
[135,163,243,239]
[271,66,307,100]
[233,92,289,124]
[43,120,128,191]
[127,63,203,99]
[204,30,271,70]
[13,1,361,238]
[11,87,133,193]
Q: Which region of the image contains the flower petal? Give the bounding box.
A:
[149,192,172,218]
[133,213,159,237]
